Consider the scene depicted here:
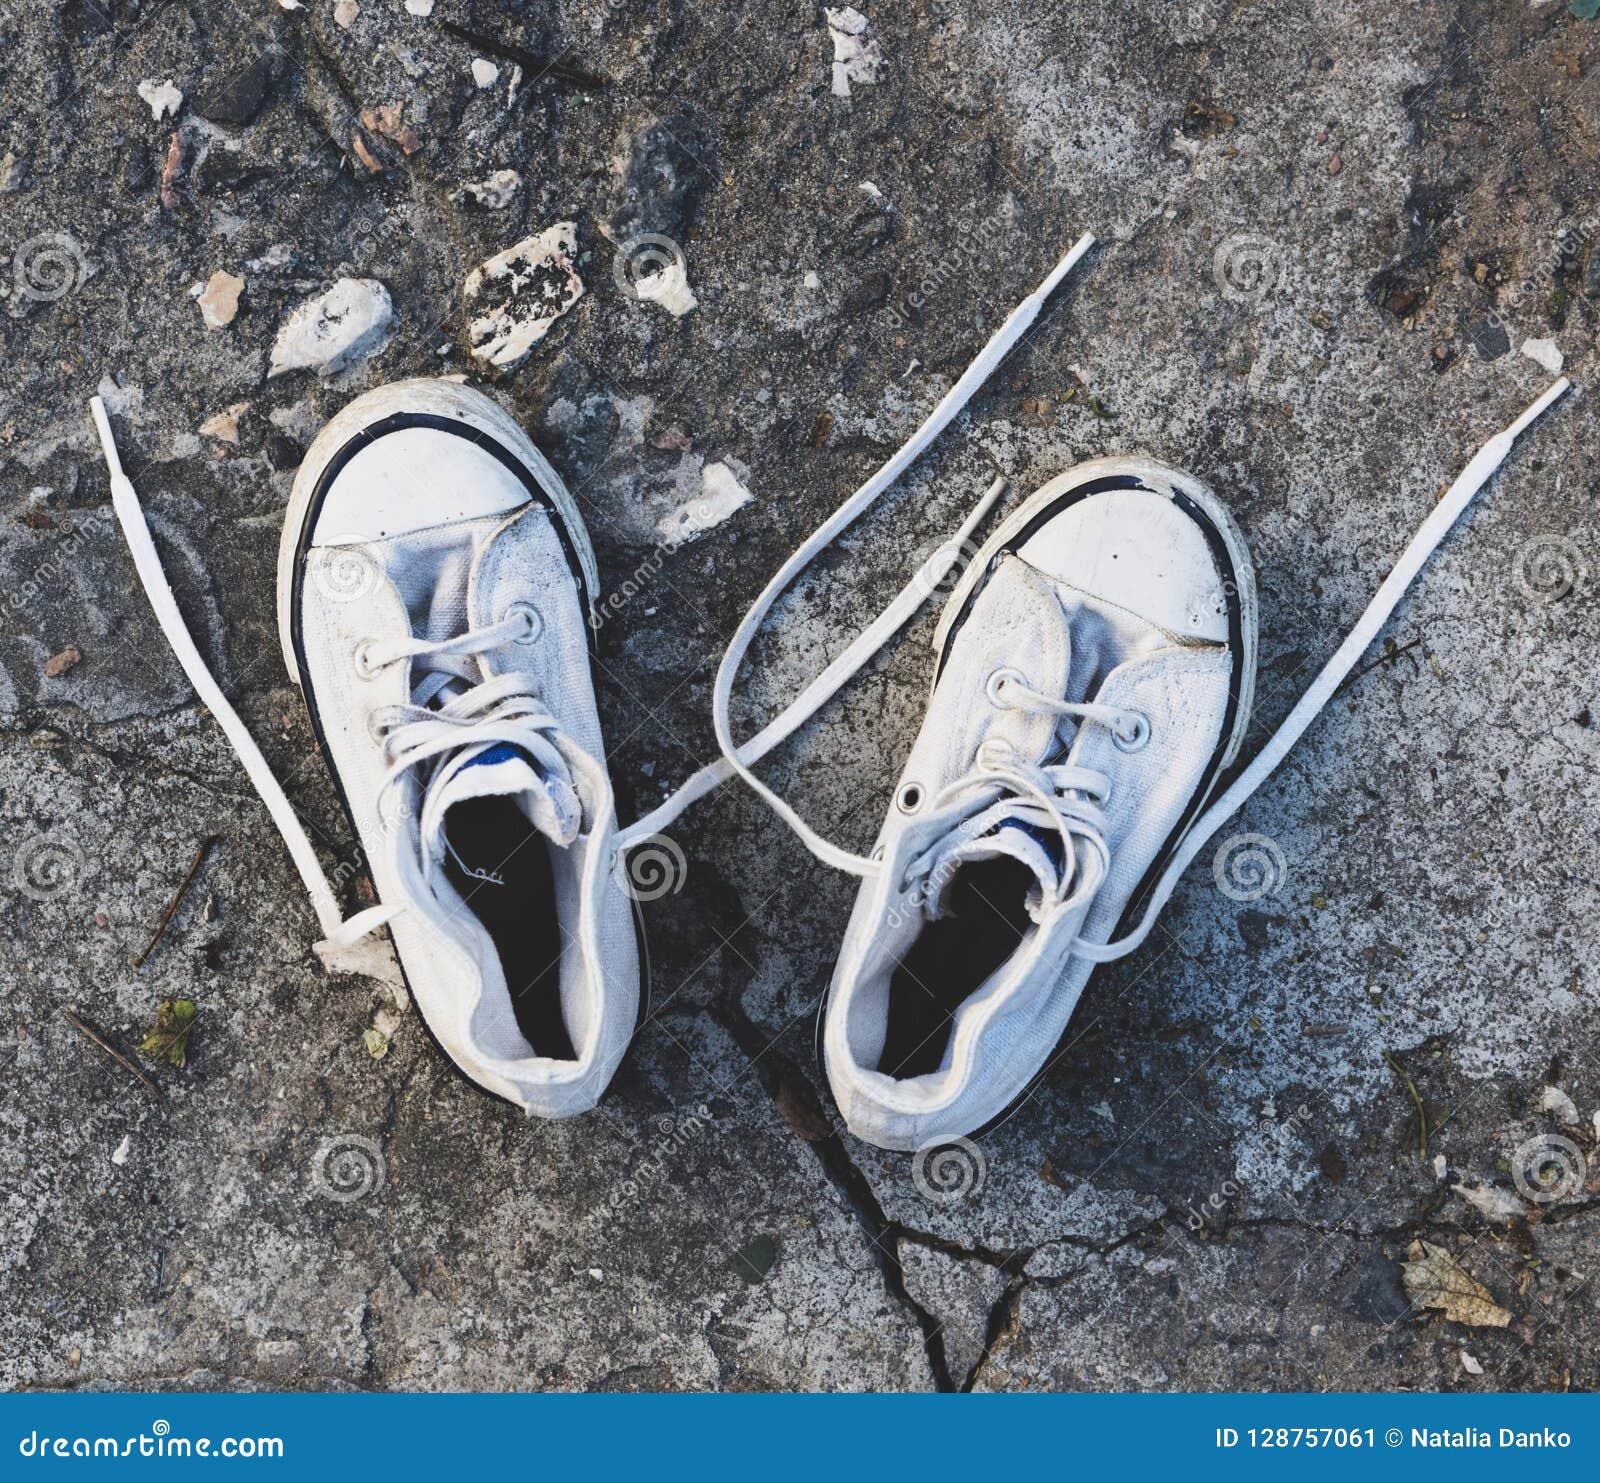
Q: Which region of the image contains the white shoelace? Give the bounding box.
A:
[93,232,1571,977]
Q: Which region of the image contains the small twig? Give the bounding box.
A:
[1336,636,1423,697]
[62,1010,165,1105]
[439,21,610,90]
[132,834,220,968]
[1383,1049,1429,1161]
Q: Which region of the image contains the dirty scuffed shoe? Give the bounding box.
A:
[276,379,642,1114]
[814,458,1257,1149]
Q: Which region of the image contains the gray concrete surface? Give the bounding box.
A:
[2,0,1597,1393]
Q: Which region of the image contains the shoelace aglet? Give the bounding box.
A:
[1505,376,1571,442]
[1037,232,1098,302]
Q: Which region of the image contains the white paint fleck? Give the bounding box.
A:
[654,460,753,545]
[137,79,183,121]
[452,169,522,209]
[1460,1352,1483,1375]
[334,1,360,27]
[1521,337,1563,375]
[315,934,405,990]
[471,58,500,89]
[826,8,884,99]
[634,257,698,317]
[803,270,822,290]
[1432,1153,1447,1178]
[1451,1181,1523,1222]
[404,0,434,15]
[859,180,884,200]
[1539,1084,1579,1123]
[111,1135,131,1166]
[463,223,584,369]
[268,278,394,378]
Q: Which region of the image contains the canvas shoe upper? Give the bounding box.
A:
[96,379,640,1117]
[819,462,1256,1148]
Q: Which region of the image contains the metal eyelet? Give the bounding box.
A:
[353,639,383,681]
[1113,713,1152,753]
[506,601,544,644]
[894,781,925,814]
[986,667,1025,707]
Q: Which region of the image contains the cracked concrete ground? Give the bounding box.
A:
[2,0,1598,1393]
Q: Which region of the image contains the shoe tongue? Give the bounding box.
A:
[928,819,1063,926]
[423,740,582,860]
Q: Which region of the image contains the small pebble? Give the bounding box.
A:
[1327,153,1342,175]
[472,59,500,89]
[43,646,82,678]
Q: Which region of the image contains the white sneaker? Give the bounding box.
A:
[96,379,641,1117]
[819,457,1256,1149]
[651,237,1566,1157]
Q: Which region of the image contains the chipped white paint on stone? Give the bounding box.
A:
[826,8,884,99]
[454,169,522,209]
[137,80,183,121]
[471,59,500,89]
[1539,1084,1579,1123]
[404,0,434,15]
[1521,337,1563,375]
[654,460,753,545]
[334,1,360,27]
[464,223,584,369]
[635,258,698,317]
[110,1135,131,1166]
[1450,1181,1523,1222]
[268,278,394,378]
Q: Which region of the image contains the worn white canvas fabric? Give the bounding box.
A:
[95,381,639,1117]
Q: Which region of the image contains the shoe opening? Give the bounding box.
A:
[878,855,1036,1079]
[443,795,577,1061]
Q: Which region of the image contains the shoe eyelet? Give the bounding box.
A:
[506,601,544,644]
[894,781,925,814]
[977,737,1014,770]
[353,639,383,681]
[986,667,1026,707]
[1113,713,1152,753]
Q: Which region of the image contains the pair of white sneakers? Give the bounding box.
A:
[94,237,1568,1152]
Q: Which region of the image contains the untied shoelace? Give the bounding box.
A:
[91,232,1572,965]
